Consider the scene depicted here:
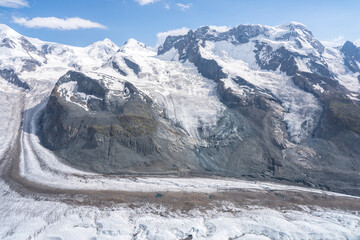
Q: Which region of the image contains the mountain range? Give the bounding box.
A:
[1,22,360,195]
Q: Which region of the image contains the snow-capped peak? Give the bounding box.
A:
[119,38,153,54]
[85,38,119,59]
[87,38,119,50]
[0,24,21,38]
[122,38,147,49]
[0,24,24,49]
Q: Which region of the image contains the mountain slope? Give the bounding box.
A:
[156,22,360,194]
[1,23,360,195]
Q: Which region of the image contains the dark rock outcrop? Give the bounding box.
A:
[0,69,30,90]
[20,36,37,52]
[158,28,227,81]
[124,58,141,75]
[254,42,331,77]
[112,61,127,76]
[21,59,41,72]
[254,43,299,76]
[40,71,202,174]
[1,38,15,48]
[341,41,360,73]
[292,72,360,136]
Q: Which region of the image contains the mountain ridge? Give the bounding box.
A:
[1,23,360,195]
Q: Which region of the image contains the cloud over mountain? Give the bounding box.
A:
[12,16,107,30]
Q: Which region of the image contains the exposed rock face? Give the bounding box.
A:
[1,38,15,48]
[124,58,141,75]
[254,43,299,76]
[292,72,360,136]
[254,43,331,77]
[41,71,290,180]
[112,61,127,76]
[40,71,202,174]
[19,36,37,52]
[158,28,227,81]
[0,69,29,89]
[21,59,41,72]
[341,41,360,73]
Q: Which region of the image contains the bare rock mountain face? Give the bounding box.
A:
[40,71,203,174]
[1,23,359,195]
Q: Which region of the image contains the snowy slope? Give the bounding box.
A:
[1,22,359,143]
[198,40,322,143]
[0,24,225,142]
[1,23,360,239]
[158,22,360,142]
[0,22,359,184]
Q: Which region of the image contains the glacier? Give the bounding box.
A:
[0,22,360,239]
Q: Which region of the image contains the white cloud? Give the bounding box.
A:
[164,3,170,9]
[12,16,107,30]
[156,27,190,46]
[134,0,160,5]
[0,0,28,8]
[209,25,231,33]
[321,35,346,48]
[354,39,360,47]
[176,3,191,11]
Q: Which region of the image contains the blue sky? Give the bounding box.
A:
[0,0,359,47]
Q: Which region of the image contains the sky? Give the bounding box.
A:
[0,0,359,47]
